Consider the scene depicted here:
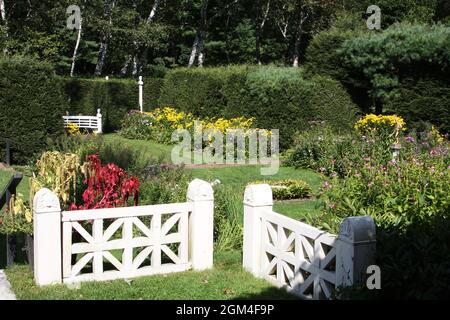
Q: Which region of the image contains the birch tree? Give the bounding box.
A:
[68,3,84,77]
[95,0,116,76]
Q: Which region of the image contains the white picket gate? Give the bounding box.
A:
[243,184,376,300]
[33,179,214,286]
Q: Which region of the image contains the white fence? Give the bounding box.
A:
[243,184,376,300]
[33,179,214,286]
[63,109,103,134]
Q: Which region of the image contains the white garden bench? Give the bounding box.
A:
[63,109,103,134]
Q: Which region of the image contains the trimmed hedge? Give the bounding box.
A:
[0,57,66,164]
[387,75,450,133]
[62,77,164,132]
[159,66,359,149]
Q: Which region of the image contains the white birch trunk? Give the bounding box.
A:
[120,55,132,76]
[70,17,82,77]
[94,0,115,76]
[0,0,6,22]
[197,32,205,67]
[188,33,199,67]
[138,0,161,74]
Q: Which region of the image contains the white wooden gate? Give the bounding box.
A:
[243,184,376,300]
[32,179,214,286]
[259,210,336,299]
[61,203,191,283]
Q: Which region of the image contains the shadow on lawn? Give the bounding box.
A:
[232,287,299,300]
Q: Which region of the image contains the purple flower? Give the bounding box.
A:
[322,181,332,190]
[331,172,338,178]
[406,136,415,143]
[319,167,326,173]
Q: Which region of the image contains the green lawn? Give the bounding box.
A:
[189,166,323,220]
[0,169,30,201]
[1,136,323,299]
[103,134,175,163]
[5,251,296,300]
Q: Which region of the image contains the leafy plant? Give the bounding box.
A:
[71,155,140,210]
[250,179,312,200]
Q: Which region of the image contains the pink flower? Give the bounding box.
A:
[322,181,332,190]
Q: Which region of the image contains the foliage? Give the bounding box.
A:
[250,179,312,200]
[0,193,33,235]
[139,165,190,205]
[303,121,450,298]
[386,75,450,133]
[339,23,450,103]
[0,56,66,164]
[62,77,164,132]
[214,185,243,253]
[66,123,81,136]
[71,155,140,210]
[159,66,359,149]
[33,151,81,206]
[119,107,260,146]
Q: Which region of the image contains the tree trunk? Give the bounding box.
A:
[1,0,9,53]
[255,0,270,65]
[95,40,108,76]
[137,0,161,74]
[94,0,115,76]
[70,17,83,77]
[120,55,132,76]
[0,0,6,23]
[292,11,307,68]
[197,31,206,67]
[188,33,199,67]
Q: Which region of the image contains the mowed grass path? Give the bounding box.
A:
[6,251,296,300]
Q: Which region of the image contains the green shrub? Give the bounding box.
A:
[62,77,164,132]
[387,76,450,133]
[139,166,190,205]
[0,56,66,164]
[314,129,450,299]
[250,179,312,200]
[159,66,253,118]
[159,66,359,150]
[339,23,450,102]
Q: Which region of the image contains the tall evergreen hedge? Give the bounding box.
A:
[62,77,164,132]
[0,57,66,164]
[159,66,359,149]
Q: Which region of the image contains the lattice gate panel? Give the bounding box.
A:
[62,208,190,283]
[260,211,337,300]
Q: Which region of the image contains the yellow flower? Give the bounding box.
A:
[66,123,81,136]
